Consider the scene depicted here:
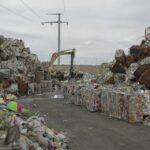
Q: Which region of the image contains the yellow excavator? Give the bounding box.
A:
[48,49,76,79]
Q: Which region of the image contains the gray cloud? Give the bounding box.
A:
[0,0,149,64]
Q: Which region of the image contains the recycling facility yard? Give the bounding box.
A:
[0,27,150,149]
[30,94,150,150]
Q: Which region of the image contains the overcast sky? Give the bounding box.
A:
[0,0,149,65]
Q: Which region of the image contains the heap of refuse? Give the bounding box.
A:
[62,27,150,126]
[0,94,69,149]
[0,36,68,149]
[0,36,52,96]
[98,27,150,89]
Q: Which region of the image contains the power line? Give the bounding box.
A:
[0,3,32,22]
[62,0,68,23]
[19,0,43,20]
[62,0,66,14]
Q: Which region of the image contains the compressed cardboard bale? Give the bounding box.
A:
[140,56,150,65]
[134,64,150,81]
[73,87,81,105]
[99,86,144,122]
[139,68,150,89]
[0,58,19,73]
[34,83,42,94]
[29,54,38,62]
[0,83,3,91]
[2,79,11,89]
[135,94,144,122]
[100,89,110,115]
[0,35,42,95]
[115,49,126,66]
[142,91,150,115]
[28,83,35,95]
[125,55,137,68]
[109,91,124,119]
[143,40,150,47]
[99,70,114,84]
[114,74,126,84]
[6,83,18,94]
[35,70,44,83]
[130,45,150,61]
[100,88,126,119]
[0,69,11,80]
[0,38,24,61]
[0,35,4,45]
[128,93,144,123]
[111,62,126,74]
[98,62,115,83]
[20,49,29,58]
[145,26,150,41]
[18,82,28,95]
[126,63,139,81]
[16,60,27,74]
[89,88,101,112]
[140,47,150,59]
[105,76,115,84]
[83,88,92,109]
[129,45,142,60]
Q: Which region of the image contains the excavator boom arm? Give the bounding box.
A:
[48,49,75,78]
[49,49,75,66]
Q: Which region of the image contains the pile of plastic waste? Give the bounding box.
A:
[0,93,69,150]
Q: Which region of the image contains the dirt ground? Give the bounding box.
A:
[42,63,101,75]
[30,94,150,150]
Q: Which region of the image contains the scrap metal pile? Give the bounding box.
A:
[0,35,52,96]
[63,27,150,125]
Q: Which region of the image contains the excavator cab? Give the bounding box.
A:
[48,49,76,79]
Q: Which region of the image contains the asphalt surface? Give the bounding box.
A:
[31,95,150,150]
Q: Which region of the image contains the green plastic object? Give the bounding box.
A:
[6,101,18,112]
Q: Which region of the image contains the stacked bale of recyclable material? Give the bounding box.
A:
[99,85,145,123]
[62,27,150,126]
[98,27,150,89]
[63,82,101,112]
[0,35,48,95]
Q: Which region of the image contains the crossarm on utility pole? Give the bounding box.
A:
[41,13,68,65]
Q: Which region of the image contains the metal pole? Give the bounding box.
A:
[58,14,61,65]
[41,13,68,65]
